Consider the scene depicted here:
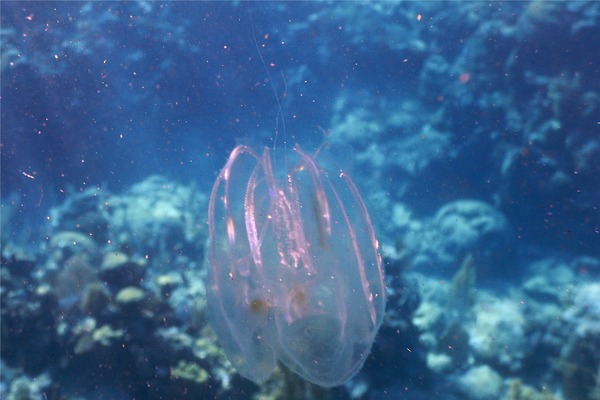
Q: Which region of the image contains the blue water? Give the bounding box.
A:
[2,2,599,400]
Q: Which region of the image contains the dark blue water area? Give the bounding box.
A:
[3,1,598,247]
[1,2,346,233]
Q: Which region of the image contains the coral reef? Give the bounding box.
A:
[105,176,207,272]
[2,1,599,399]
[408,250,600,399]
[399,199,512,279]
[559,283,600,400]
[3,373,51,400]
[0,177,232,399]
[467,296,526,371]
[504,379,557,400]
[170,360,209,384]
[456,365,503,400]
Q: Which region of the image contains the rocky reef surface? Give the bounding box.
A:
[2,175,599,400]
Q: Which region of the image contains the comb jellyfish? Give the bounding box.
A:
[207,144,385,387]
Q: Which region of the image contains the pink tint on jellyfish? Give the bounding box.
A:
[207,145,386,388]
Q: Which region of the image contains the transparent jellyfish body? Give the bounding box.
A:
[207,145,385,388]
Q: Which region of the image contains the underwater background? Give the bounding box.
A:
[1,1,599,399]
